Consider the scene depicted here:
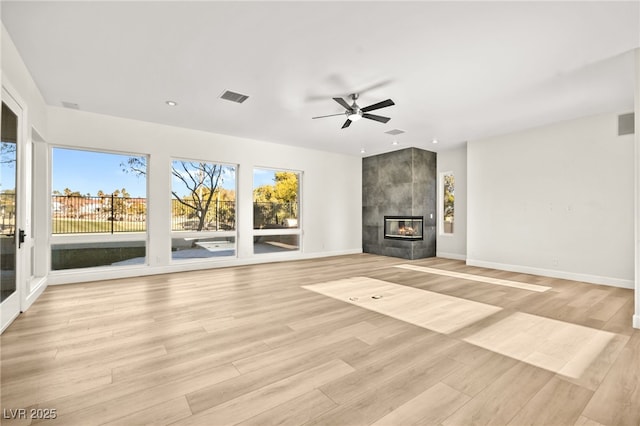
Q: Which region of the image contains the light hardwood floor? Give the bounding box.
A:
[1,254,638,425]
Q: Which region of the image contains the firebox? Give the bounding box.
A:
[384,216,424,240]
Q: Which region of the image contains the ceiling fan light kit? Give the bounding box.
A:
[348,112,362,122]
[313,93,395,129]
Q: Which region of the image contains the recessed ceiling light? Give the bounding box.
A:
[432,138,438,144]
[166,100,178,106]
[360,148,366,154]
[392,140,399,146]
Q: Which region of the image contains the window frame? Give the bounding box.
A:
[439,170,455,236]
[49,145,150,271]
[252,166,302,254]
[169,156,238,263]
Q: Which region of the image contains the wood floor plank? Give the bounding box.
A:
[111,339,269,383]
[101,396,192,426]
[235,389,336,426]
[31,363,239,425]
[441,350,519,397]
[507,377,593,425]
[175,359,354,425]
[602,298,636,336]
[369,381,470,426]
[441,363,554,426]
[355,318,410,345]
[262,310,376,349]
[339,327,434,371]
[581,332,640,426]
[1,254,636,426]
[574,415,607,426]
[2,367,112,410]
[320,333,458,405]
[588,295,628,322]
[186,337,368,414]
[31,355,240,418]
[232,321,376,374]
[307,356,463,426]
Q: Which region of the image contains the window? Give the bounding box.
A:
[441,172,454,234]
[253,168,300,253]
[170,159,237,260]
[51,148,147,270]
[1,102,18,301]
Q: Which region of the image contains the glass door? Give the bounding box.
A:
[1,96,22,332]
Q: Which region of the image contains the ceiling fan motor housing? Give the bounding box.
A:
[311,92,394,128]
[347,108,362,121]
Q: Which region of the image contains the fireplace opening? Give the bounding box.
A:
[384,216,424,240]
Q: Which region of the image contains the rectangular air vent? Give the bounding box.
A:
[219,90,249,104]
[385,129,405,136]
[61,101,79,109]
[618,112,635,136]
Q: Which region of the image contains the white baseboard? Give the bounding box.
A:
[23,276,48,311]
[436,252,467,261]
[466,258,634,289]
[634,314,640,329]
[47,248,363,286]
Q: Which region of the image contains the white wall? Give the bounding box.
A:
[2,24,49,311]
[437,145,467,260]
[1,25,47,136]
[45,107,362,283]
[3,19,361,287]
[468,112,634,288]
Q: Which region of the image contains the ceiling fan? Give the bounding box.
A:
[312,93,395,129]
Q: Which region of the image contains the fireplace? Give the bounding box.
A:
[384,216,424,240]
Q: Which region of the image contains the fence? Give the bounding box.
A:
[52,195,147,234]
[170,199,235,231]
[10,195,299,234]
[0,192,16,236]
[253,201,298,228]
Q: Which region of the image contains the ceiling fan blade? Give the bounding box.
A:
[341,119,352,129]
[354,79,393,96]
[312,113,347,119]
[362,113,391,124]
[333,97,352,110]
[361,99,395,112]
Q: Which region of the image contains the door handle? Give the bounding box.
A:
[18,229,26,248]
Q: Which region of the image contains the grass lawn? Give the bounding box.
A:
[52,219,146,234]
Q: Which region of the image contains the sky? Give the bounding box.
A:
[1,145,16,193]
[253,168,277,188]
[53,148,148,197]
[0,156,16,191]
[52,148,274,198]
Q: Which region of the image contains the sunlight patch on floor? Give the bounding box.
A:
[304,277,618,379]
[302,277,502,334]
[463,312,615,378]
[395,264,551,292]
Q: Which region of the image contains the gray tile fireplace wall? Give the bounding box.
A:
[362,147,436,259]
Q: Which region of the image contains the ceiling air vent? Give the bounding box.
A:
[61,101,79,109]
[618,113,635,136]
[219,90,249,104]
[385,129,405,136]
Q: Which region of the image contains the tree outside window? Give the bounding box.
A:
[123,157,236,232]
[253,170,299,229]
[443,173,454,234]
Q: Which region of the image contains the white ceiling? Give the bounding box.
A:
[2,1,639,157]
